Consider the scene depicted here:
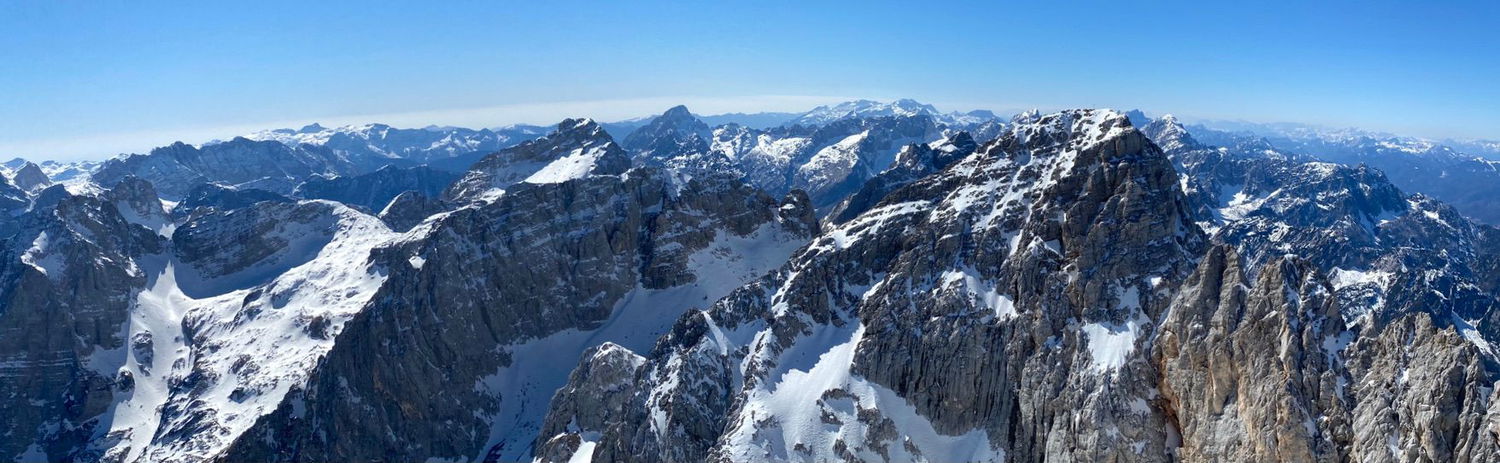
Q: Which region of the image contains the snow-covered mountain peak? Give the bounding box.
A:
[789,99,943,126]
[444,118,631,203]
[237,121,545,169]
[1010,108,1042,124]
[624,106,710,141]
[558,117,602,133]
[928,130,977,153]
[660,104,693,119]
[1141,113,1198,152]
[1005,108,1136,153]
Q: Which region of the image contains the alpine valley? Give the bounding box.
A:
[5,100,1500,463]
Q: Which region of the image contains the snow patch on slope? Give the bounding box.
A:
[941,266,1016,319]
[20,232,65,278]
[1081,315,1144,374]
[85,204,398,462]
[720,323,1005,462]
[525,146,614,184]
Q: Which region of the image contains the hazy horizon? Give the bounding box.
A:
[4,1,1498,161]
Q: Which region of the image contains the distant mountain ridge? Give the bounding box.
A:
[8,99,1500,230]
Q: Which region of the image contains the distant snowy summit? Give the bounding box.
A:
[787,98,997,127]
[240,122,548,163]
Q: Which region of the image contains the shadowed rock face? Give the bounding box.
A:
[172,183,292,219]
[620,106,742,184]
[220,165,818,462]
[11,161,52,193]
[0,176,29,217]
[623,106,713,161]
[0,187,166,462]
[376,190,448,232]
[293,164,459,211]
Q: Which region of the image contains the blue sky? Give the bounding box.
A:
[3,0,1497,161]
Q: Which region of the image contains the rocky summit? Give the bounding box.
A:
[3,103,1500,463]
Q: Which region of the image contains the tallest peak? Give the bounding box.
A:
[558,117,601,132]
[621,104,711,153]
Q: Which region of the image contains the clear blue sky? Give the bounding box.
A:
[3,0,1497,161]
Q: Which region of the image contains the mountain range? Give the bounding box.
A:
[2,100,1500,462]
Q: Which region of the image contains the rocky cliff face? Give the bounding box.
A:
[535,109,1500,462]
[622,105,726,179]
[171,184,292,220]
[220,162,818,461]
[0,185,165,462]
[375,190,448,232]
[1158,246,1500,462]
[1156,248,1350,461]
[536,109,1205,462]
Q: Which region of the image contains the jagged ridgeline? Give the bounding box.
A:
[0,104,1498,463]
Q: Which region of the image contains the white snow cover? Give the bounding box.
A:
[710,129,810,167]
[83,202,398,462]
[1215,184,1272,222]
[1081,318,1142,374]
[920,110,1132,260]
[566,439,597,463]
[811,200,929,252]
[113,199,175,238]
[719,322,1005,462]
[795,131,868,191]
[1329,267,1396,291]
[20,231,66,278]
[722,133,811,168]
[243,122,533,161]
[0,159,102,187]
[1451,313,1496,358]
[790,99,941,126]
[524,145,614,184]
[477,222,809,462]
